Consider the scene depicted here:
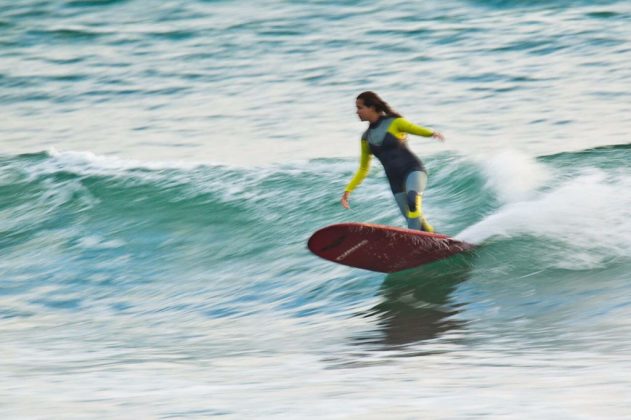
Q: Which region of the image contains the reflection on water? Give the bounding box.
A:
[355,252,476,350]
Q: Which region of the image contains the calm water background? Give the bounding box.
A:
[1,0,630,418]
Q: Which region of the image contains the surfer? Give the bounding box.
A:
[341,91,445,232]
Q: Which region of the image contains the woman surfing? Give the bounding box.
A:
[341,91,445,232]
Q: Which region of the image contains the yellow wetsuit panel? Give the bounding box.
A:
[345,140,371,192]
[387,117,434,139]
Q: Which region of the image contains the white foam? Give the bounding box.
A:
[77,235,126,250]
[479,149,551,204]
[457,167,631,268]
[46,148,207,172]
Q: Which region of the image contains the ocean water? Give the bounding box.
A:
[1,0,630,418]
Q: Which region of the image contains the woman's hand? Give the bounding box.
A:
[432,131,445,142]
[341,191,351,209]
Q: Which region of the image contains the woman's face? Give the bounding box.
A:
[356,99,379,122]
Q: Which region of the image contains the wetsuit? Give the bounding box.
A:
[345,116,435,232]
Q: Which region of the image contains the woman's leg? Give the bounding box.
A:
[393,171,433,232]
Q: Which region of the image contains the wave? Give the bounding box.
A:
[458,147,631,269]
[0,145,629,342]
[1,146,629,272]
[467,0,621,10]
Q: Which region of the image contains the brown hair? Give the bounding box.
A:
[356,91,402,118]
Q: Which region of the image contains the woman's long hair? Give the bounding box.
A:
[356,91,402,118]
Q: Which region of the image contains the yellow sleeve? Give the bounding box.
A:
[390,117,434,138]
[344,139,371,192]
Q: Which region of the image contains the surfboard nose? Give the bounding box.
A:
[307,224,347,254]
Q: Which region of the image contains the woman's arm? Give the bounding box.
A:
[392,118,445,142]
[341,140,371,209]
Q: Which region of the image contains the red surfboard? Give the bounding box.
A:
[308,223,474,273]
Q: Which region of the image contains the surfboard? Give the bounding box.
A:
[307,222,475,273]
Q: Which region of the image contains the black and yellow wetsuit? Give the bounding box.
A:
[345,116,436,232]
